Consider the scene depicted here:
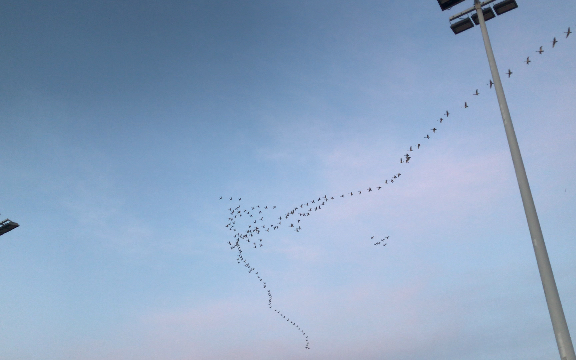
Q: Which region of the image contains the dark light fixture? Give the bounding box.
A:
[450,17,475,34]
[0,219,19,236]
[493,0,518,15]
[471,7,496,25]
[437,0,467,11]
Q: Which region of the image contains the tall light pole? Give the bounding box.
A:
[437,1,576,359]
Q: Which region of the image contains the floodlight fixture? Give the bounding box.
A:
[450,17,475,34]
[0,219,19,236]
[493,0,518,15]
[437,0,467,11]
[471,7,496,25]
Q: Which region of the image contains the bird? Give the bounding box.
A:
[525,57,531,65]
[439,118,443,123]
[431,128,437,133]
[400,158,403,163]
[506,69,512,78]
[488,79,494,88]
[552,37,558,48]
[473,89,479,95]
[425,134,430,139]
[464,102,468,108]
[219,196,222,199]
[536,46,544,54]
[409,146,413,151]
[565,27,572,38]
[445,111,449,117]
[418,143,421,149]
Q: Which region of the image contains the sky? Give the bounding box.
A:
[1,0,575,359]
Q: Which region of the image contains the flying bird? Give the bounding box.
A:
[445,111,449,117]
[488,79,494,88]
[552,37,558,48]
[565,27,571,38]
[439,118,443,123]
[431,128,437,133]
[536,46,544,54]
[424,134,430,139]
[464,102,468,108]
[473,89,479,95]
[525,57,531,65]
[506,69,512,78]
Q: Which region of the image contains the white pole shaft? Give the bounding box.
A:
[473,2,575,360]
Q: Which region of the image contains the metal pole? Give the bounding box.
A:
[474,1,575,359]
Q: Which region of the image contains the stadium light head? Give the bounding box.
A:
[437,0,467,11]
[450,17,475,34]
[493,0,518,15]
[0,219,19,236]
[471,7,496,25]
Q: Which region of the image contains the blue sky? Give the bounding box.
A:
[1,0,575,359]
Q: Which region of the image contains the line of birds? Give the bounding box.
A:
[219,25,573,350]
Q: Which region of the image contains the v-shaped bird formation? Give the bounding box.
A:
[219,27,572,350]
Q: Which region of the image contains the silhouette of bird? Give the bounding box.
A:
[464,102,468,108]
[439,118,443,123]
[418,143,421,149]
[525,57,531,64]
[537,46,544,54]
[424,134,430,139]
[473,89,479,95]
[506,69,512,78]
[565,27,572,38]
[220,196,222,199]
[552,37,558,48]
[431,128,437,133]
[445,111,449,117]
[488,79,494,88]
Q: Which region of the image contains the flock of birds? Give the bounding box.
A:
[219,26,572,350]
